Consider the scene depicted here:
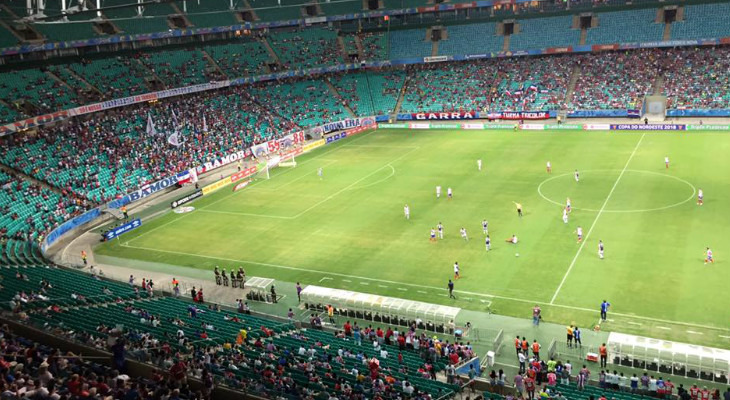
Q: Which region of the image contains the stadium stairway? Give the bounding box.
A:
[324,78,357,117]
[563,64,581,105]
[202,49,228,78]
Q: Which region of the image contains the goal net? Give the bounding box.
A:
[279,153,297,168]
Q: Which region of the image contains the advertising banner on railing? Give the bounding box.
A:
[42,208,102,251]
[124,175,179,205]
[103,218,142,240]
[325,132,348,144]
[485,111,551,120]
[202,176,232,195]
[686,125,730,131]
[322,117,376,133]
[610,124,686,131]
[171,189,203,209]
[398,112,477,121]
[667,109,730,117]
[194,149,249,175]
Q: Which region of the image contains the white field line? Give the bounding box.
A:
[119,242,730,333]
[195,149,416,220]
[550,133,646,304]
[126,130,380,244]
[266,159,339,191]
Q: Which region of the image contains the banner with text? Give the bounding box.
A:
[104,218,142,240]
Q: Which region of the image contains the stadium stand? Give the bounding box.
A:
[671,3,730,40]
[586,8,664,45]
[204,39,271,77]
[268,28,342,69]
[570,50,658,110]
[0,68,79,121]
[31,21,100,42]
[509,16,581,50]
[360,32,389,61]
[488,56,573,111]
[0,25,20,48]
[101,0,174,35]
[248,79,350,127]
[662,47,730,109]
[389,29,432,60]
[248,0,306,22]
[330,70,406,116]
[0,170,85,242]
[138,48,214,86]
[439,23,503,56]
[66,57,149,99]
[174,0,240,28]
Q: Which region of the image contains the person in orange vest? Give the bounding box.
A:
[121,205,128,219]
[515,335,521,356]
[599,343,608,368]
[532,339,541,360]
[521,337,529,355]
[327,305,335,324]
[81,250,87,265]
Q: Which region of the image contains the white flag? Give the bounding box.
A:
[146,113,157,136]
[171,109,179,128]
[202,114,208,132]
[167,130,182,147]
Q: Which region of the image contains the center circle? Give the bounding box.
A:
[537,169,696,213]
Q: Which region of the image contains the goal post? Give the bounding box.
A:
[279,153,297,168]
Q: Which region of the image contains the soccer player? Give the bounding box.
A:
[546,161,552,173]
[566,197,572,213]
[453,262,460,279]
[477,159,482,171]
[705,247,714,264]
[318,167,323,179]
[562,208,569,224]
[665,156,670,169]
[514,202,523,218]
[574,169,580,182]
[482,220,489,234]
[575,226,583,242]
[437,222,444,239]
[436,185,442,198]
[697,189,703,205]
[404,204,410,220]
[447,187,453,199]
[485,235,491,251]
[430,228,436,242]
[460,227,468,242]
[598,240,604,259]
[505,234,518,244]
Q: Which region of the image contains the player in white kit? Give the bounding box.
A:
[436,186,442,198]
[447,187,453,199]
[665,156,670,169]
[437,222,444,239]
[562,208,569,224]
[566,197,572,213]
[574,170,580,182]
[546,161,552,173]
[575,226,583,242]
[404,204,410,220]
[705,247,714,264]
[430,228,436,242]
[318,167,323,179]
[460,227,468,242]
[485,235,491,251]
[453,262,460,279]
[598,240,604,259]
[477,159,482,171]
[482,220,489,234]
[697,189,703,205]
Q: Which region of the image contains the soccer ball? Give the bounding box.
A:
[515,253,520,257]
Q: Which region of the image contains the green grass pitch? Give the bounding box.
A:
[97,129,730,347]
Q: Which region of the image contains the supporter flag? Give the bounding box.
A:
[251,143,269,158]
[167,130,182,147]
[529,85,538,91]
[202,114,208,133]
[145,113,157,136]
[171,109,180,128]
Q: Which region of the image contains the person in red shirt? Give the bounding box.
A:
[66,374,83,396]
[664,380,675,397]
[343,321,352,337]
[599,343,608,368]
[385,327,393,345]
[701,387,711,400]
[690,384,700,400]
[525,375,536,399]
[397,334,406,350]
[449,352,459,364]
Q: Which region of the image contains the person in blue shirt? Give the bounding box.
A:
[574,326,582,348]
[600,300,611,321]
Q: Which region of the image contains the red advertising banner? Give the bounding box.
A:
[412,112,476,120]
[486,112,550,120]
[230,166,258,183]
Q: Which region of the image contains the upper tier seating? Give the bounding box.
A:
[268,28,341,69]
[389,29,432,60]
[439,23,503,55]
[586,8,664,45]
[671,3,730,40]
[510,16,580,50]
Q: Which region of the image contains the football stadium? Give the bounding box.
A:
[2,0,730,398]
